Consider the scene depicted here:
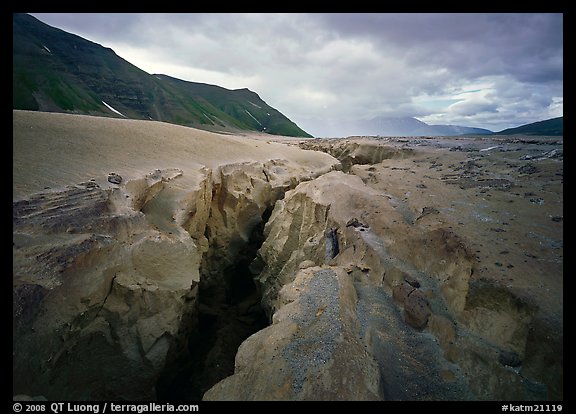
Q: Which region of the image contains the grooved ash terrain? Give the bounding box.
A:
[13,110,563,401]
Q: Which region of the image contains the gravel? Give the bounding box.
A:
[282,269,342,394]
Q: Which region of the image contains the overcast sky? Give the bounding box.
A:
[30,13,563,135]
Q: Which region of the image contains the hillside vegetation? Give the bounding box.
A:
[13,13,311,137]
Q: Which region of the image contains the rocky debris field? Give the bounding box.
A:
[13,111,562,401]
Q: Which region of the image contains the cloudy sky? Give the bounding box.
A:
[31,13,563,135]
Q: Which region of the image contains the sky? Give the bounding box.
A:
[30,13,563,135]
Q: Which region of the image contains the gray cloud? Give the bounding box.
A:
[316,13,563,82]
[29,13,563,134]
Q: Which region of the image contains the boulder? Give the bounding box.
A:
[404,289,432,330]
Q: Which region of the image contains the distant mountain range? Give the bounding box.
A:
[12,13,312,137]
[306,116,493,137]
[493,117,563,136]
[306,115,563,138]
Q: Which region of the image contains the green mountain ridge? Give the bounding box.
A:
[13,13,312,137]
[494,117,563,136]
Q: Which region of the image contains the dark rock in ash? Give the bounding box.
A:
[346,218,367,228]
[518,164,538,175]
[107,173,122,184]
[529,198,544,205]
[499,350,522,367]
[325,228,340,260]
[393,282,415,305]
[403,274,421,288]
[404,289,431,330]
[417,206,440,221]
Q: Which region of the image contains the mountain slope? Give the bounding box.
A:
[12,13,311,137]
[494,117,563,136]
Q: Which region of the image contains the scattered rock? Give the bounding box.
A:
[520,149,562,161]
[518,164,538,174]
[346,217,368,228]
[107,172,122,184]
[449,177,513,190]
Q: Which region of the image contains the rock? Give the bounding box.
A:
[392,282,415,305]
[440,369,456,382]
[490,227,506,232]
[383,268,409,289]
[518,164,538,175]
[346,217,368,228]
[298,260,316,269]
[520,150,562,161]
[107,172,122,184]
[404,289,431,330]
[529,197,544,205]
[403,274,421,288]
[427,314,456,352]
[13,283,46,331]
[417,206,440,220]
[325,228,340,260]
[499,350,522,367]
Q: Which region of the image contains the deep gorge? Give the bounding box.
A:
[156,207,273,400]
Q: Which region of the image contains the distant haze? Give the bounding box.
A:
[31,13,563,137]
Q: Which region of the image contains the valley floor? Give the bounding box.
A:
[13,111,562,401]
